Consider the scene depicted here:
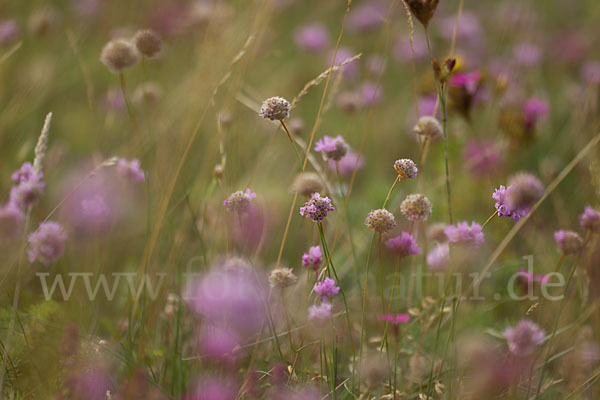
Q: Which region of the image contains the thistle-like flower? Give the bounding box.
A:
[313,277,340,301]
[258,97,291,121]
[385,232,421,257]
[291,172,323,197]
[579,206,600,233]
[28,221,67,266]
[299,193,334,222]
[302,246,323,271]
[503,319,545,356]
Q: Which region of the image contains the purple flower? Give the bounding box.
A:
[579,206,600,233]
[327,149,364,176]
[199,324,240,363]
[523,98,549,128]
[10,177,45,210]
[27,222,67,266]
[117,158,145,182]
[554,230,584,255]
[444,221,485,247]
[582,62,600,85]
[224,189,257,214]
[359,81,383,106]
[308,302,332,321]
[11,162,38,184]
[313,277,340,301]
[427,243,450,271]
[385,232,421,257]
[299,193,334,222]
[0,203,24,240]
[517,268,551,285]
[302,245,323,271]
[503,319,545,356]
[505,173,544,210]
[492,185,529,221]
[329,47,359,79]
[378,314,411,324]
[449,71,481,95]
[0,19,19,45]
[315,135,348,161]
[347,2,386,33]
[294,23,329,53]
[463,140,502,177]
[513,43,542,66]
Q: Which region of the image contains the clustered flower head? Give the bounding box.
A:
[292,172,323,197]
[427,243,450,271]
[505,173,544,211]
[258,96,291,121]
[313,277,340,301]
[100,38,140,73]
[385,232,421,257]
[492,185,529,221]
[116,158,145,182]
[308,301,332,321]
[269,267,298,289]
[413,116,442,139]
[400,194,432,221]
[133,29,162,58]
[365,208,396,233]
[224,189,256,214]
[503,319,545,356]
[444,221,485,247]
[315,135,349,162]
[579,206,600,233]
[8,162,45,210]
[0,203,24,239]
[27,221,67,266]
[394,158,418,180]
[554,230,584,255]
[302,245,323,271]
[299,192,334,222]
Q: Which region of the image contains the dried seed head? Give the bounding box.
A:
[291,172,324,197]
[505,173,544,210]
[554,230,584,255]
[269,267,298,289]
[400,194,432,221]
[394,158,418,180]
[258,97,291,121]
[365,209,396,233]
[414,116,442,139]
[405,0,440,27]
[133,82,163,105]
[100,39,140,73]
[133,29,162,58]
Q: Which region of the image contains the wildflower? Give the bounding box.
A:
[291,172,323,197]
[117,158,145,182]
[554,230,584,255]
[513,43,541,67]
[302,245,323,271]
[492,185,529,221]
[413,116,442,139]
[0,20,20,45]
[293,23,329,53]
[224,189,256,214]
[405,0,440,27]
[448,71,481,118]
[0,203,24,239]
[315,135,348,162]
[503,319,545,356]
[327,149,364,176]
[444,221,485,247]
[517,268,551,285]
[199,324,240,362]
[523,98,549,129]
[308,302,332,321]
[258,96,290,121]
[269,267,298,289]
[314,277,340,301]
[133,29,162,58]
[133,81,163,105]
[27,221,67,266]
[463,140,502,177]
[365,209,396,233]
[449,72,481,95]
[360,81,383,106]
[378,314,411,324]
[11,162,38,184]
[348,2,386,33]
[505,173,544,211]
[385,232,421,257]
[579,206,600,233]
[427,243,450,271]
[299,193,334,222]
[394,158,418,180]
[100,39,140,73]
[400,194,432,221]
[10,177,45,209]
[330,47,360,80]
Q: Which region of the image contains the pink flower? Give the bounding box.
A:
[117,158,145,182]
[224,189,257,214]
[299,193,334,222]
[493,185,530,221]
[327,149,364,177]
[579,206,600,233]
[523,98,549,128]
[313,277,340,301]
[308,302,332,321]
[329,47,359,79]
[378,314,411,324]
[359,81,383,106]
[302,245,323,271]
[554,230,584,255]
[0,203,24,240]
[315,135,348,161]
[385,232,421,257]
[503,319,545,356]
[449,71,481,94]
[463,140,502,177]
[27,221,67,266]
[444,221,485,247]
[294,23,329,53]
[11,162,38,184]
[517,268,551,285]
[427,243,450,271]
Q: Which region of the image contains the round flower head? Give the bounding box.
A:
[505,173,544,211]
[27,221,67,266]
[299,192,334,222]
[269,267,298,289]
[293,22,329,53]
[308,302,332,321]
[413,116,442,139]
[11,162,37,184]
[444,221,485,247]
[503,319,545,356]
[365,208,396,233]
[427,243,450,271]
[394,158,418,180]
[327,149,364,176]
[259,96,291,121]
[400,194,432,221]
[554,230,584,255]
[302,245,323,271]
[133,29,162,58]
[493,185,529,221]
[579,206,600,233]
[291,172,323,197]
[0,203,24,240]
[315,135,348,162]
[100,39,140,73]
[117,158,145,182]
[10,178,45,209]
[224,188,256,214]
[385,232,421,257]
[313,277,340,301]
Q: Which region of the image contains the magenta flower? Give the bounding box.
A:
[378,314,411,324]
[385,232,421,258]
[582,62,600,85]
[117,158,145,182]
[579,206,600,233]
[492,185,529,221]
[302,245,323,271]
[11,162,38,184]
[27,221,67,266]
[360,81,383,106]
[517,268,551,285]
[199,323,240,363]
[503,319,545,356]
[224,189,257,214]
[554,230,584,255]
[505,173,544,210]
[313,277,340,301]
[463,140,502,177]
[315,135,348,161]
[427,243,450,271]
[300,193,334,222]
[327,149,364,177]
[0,19,19,45]
[308,302,332,321]
[523,98,549,128]
[444,221,485,247]
[9,165,45,210]
[449,71,481,94]
[0,203,24,240]
[293,23,329,53]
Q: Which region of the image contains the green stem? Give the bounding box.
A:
[280,120,303,170]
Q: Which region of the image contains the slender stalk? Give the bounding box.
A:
[119,72,142,143]
[481,210,497,229]
[280,120,303,170]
